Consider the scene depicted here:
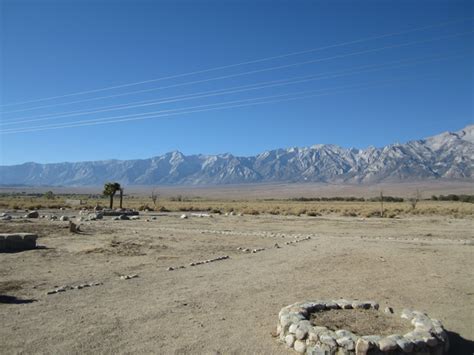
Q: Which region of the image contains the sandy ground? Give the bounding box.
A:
[1,212,473,354]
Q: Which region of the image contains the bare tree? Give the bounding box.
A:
[409,189,422,209]
[119,187,124,209]
[151,188,159,208]
[380,190,384,217]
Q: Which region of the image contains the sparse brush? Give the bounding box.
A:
[242,208,260,215]
[342,210,358,217]
[0,194,472,217]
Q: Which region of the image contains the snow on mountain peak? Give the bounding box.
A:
[1,125,472,185]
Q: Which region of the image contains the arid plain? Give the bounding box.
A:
[1,194,473,354]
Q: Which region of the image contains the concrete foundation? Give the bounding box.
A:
[0,233,38,252]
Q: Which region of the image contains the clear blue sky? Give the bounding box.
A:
[1,0,473,165]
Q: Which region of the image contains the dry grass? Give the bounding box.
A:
[0,194,472,218]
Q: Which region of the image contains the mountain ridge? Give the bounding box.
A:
[1,125,472,186]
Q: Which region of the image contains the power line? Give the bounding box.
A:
[1,53,462,127]
[2,31,472,115]
[1,16,471,108]
[0,74,439,134]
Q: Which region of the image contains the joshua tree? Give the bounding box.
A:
[103,182,121,209]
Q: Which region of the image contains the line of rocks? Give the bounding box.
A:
[167,255,230,271]
[190,213,213,218]
[237,234,314,255]
[46,281,103,295]
[358,235,472,245]
[285,236,312,245]
[277,299,449,355]
[224,211,243,216]
[237,247,266,253]
[154,226,316,241]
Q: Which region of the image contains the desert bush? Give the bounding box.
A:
[269,209,281,215]
[296,208,307,216]
[342,210,358,217]
[364,210,381,218]
[242,208,260,215]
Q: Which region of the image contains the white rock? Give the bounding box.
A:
[288,323,298,334]
[285,334,295,347]
[396,338,414,352]
[378,337,398,351]
[294,339,306,353]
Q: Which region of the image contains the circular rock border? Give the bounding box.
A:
[276,299,449,354]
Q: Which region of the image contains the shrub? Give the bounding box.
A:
[242,208,260,215]
[342,210,358,217]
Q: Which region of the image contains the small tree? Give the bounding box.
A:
[44,191,55,200]
[103,182,121,209]
[409,189,422,209]
[151,188,159,208]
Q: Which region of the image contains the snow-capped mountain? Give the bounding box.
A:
[1,125,472,186]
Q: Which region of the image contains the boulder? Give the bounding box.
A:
[25,211,39,218]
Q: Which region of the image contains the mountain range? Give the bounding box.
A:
[1,125,472,186]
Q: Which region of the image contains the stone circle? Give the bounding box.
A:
[276,299,449,354]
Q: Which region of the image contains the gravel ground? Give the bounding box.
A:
[0,212,473,354]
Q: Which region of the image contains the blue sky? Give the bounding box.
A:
[1,0,473,165]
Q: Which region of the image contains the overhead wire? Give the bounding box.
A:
[1,53,463,126]
[0,73,440,135]
[1,30,472,115]
[1,16,471,108]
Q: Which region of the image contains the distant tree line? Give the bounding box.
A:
[431,194,474,203]
[290,196,404,202]
[290,194,473,203]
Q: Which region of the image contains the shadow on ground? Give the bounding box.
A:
[448,331,474,354]
[0,295,37,304]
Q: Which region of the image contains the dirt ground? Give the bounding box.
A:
[1,211,473,354]
[310,309,411,336]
